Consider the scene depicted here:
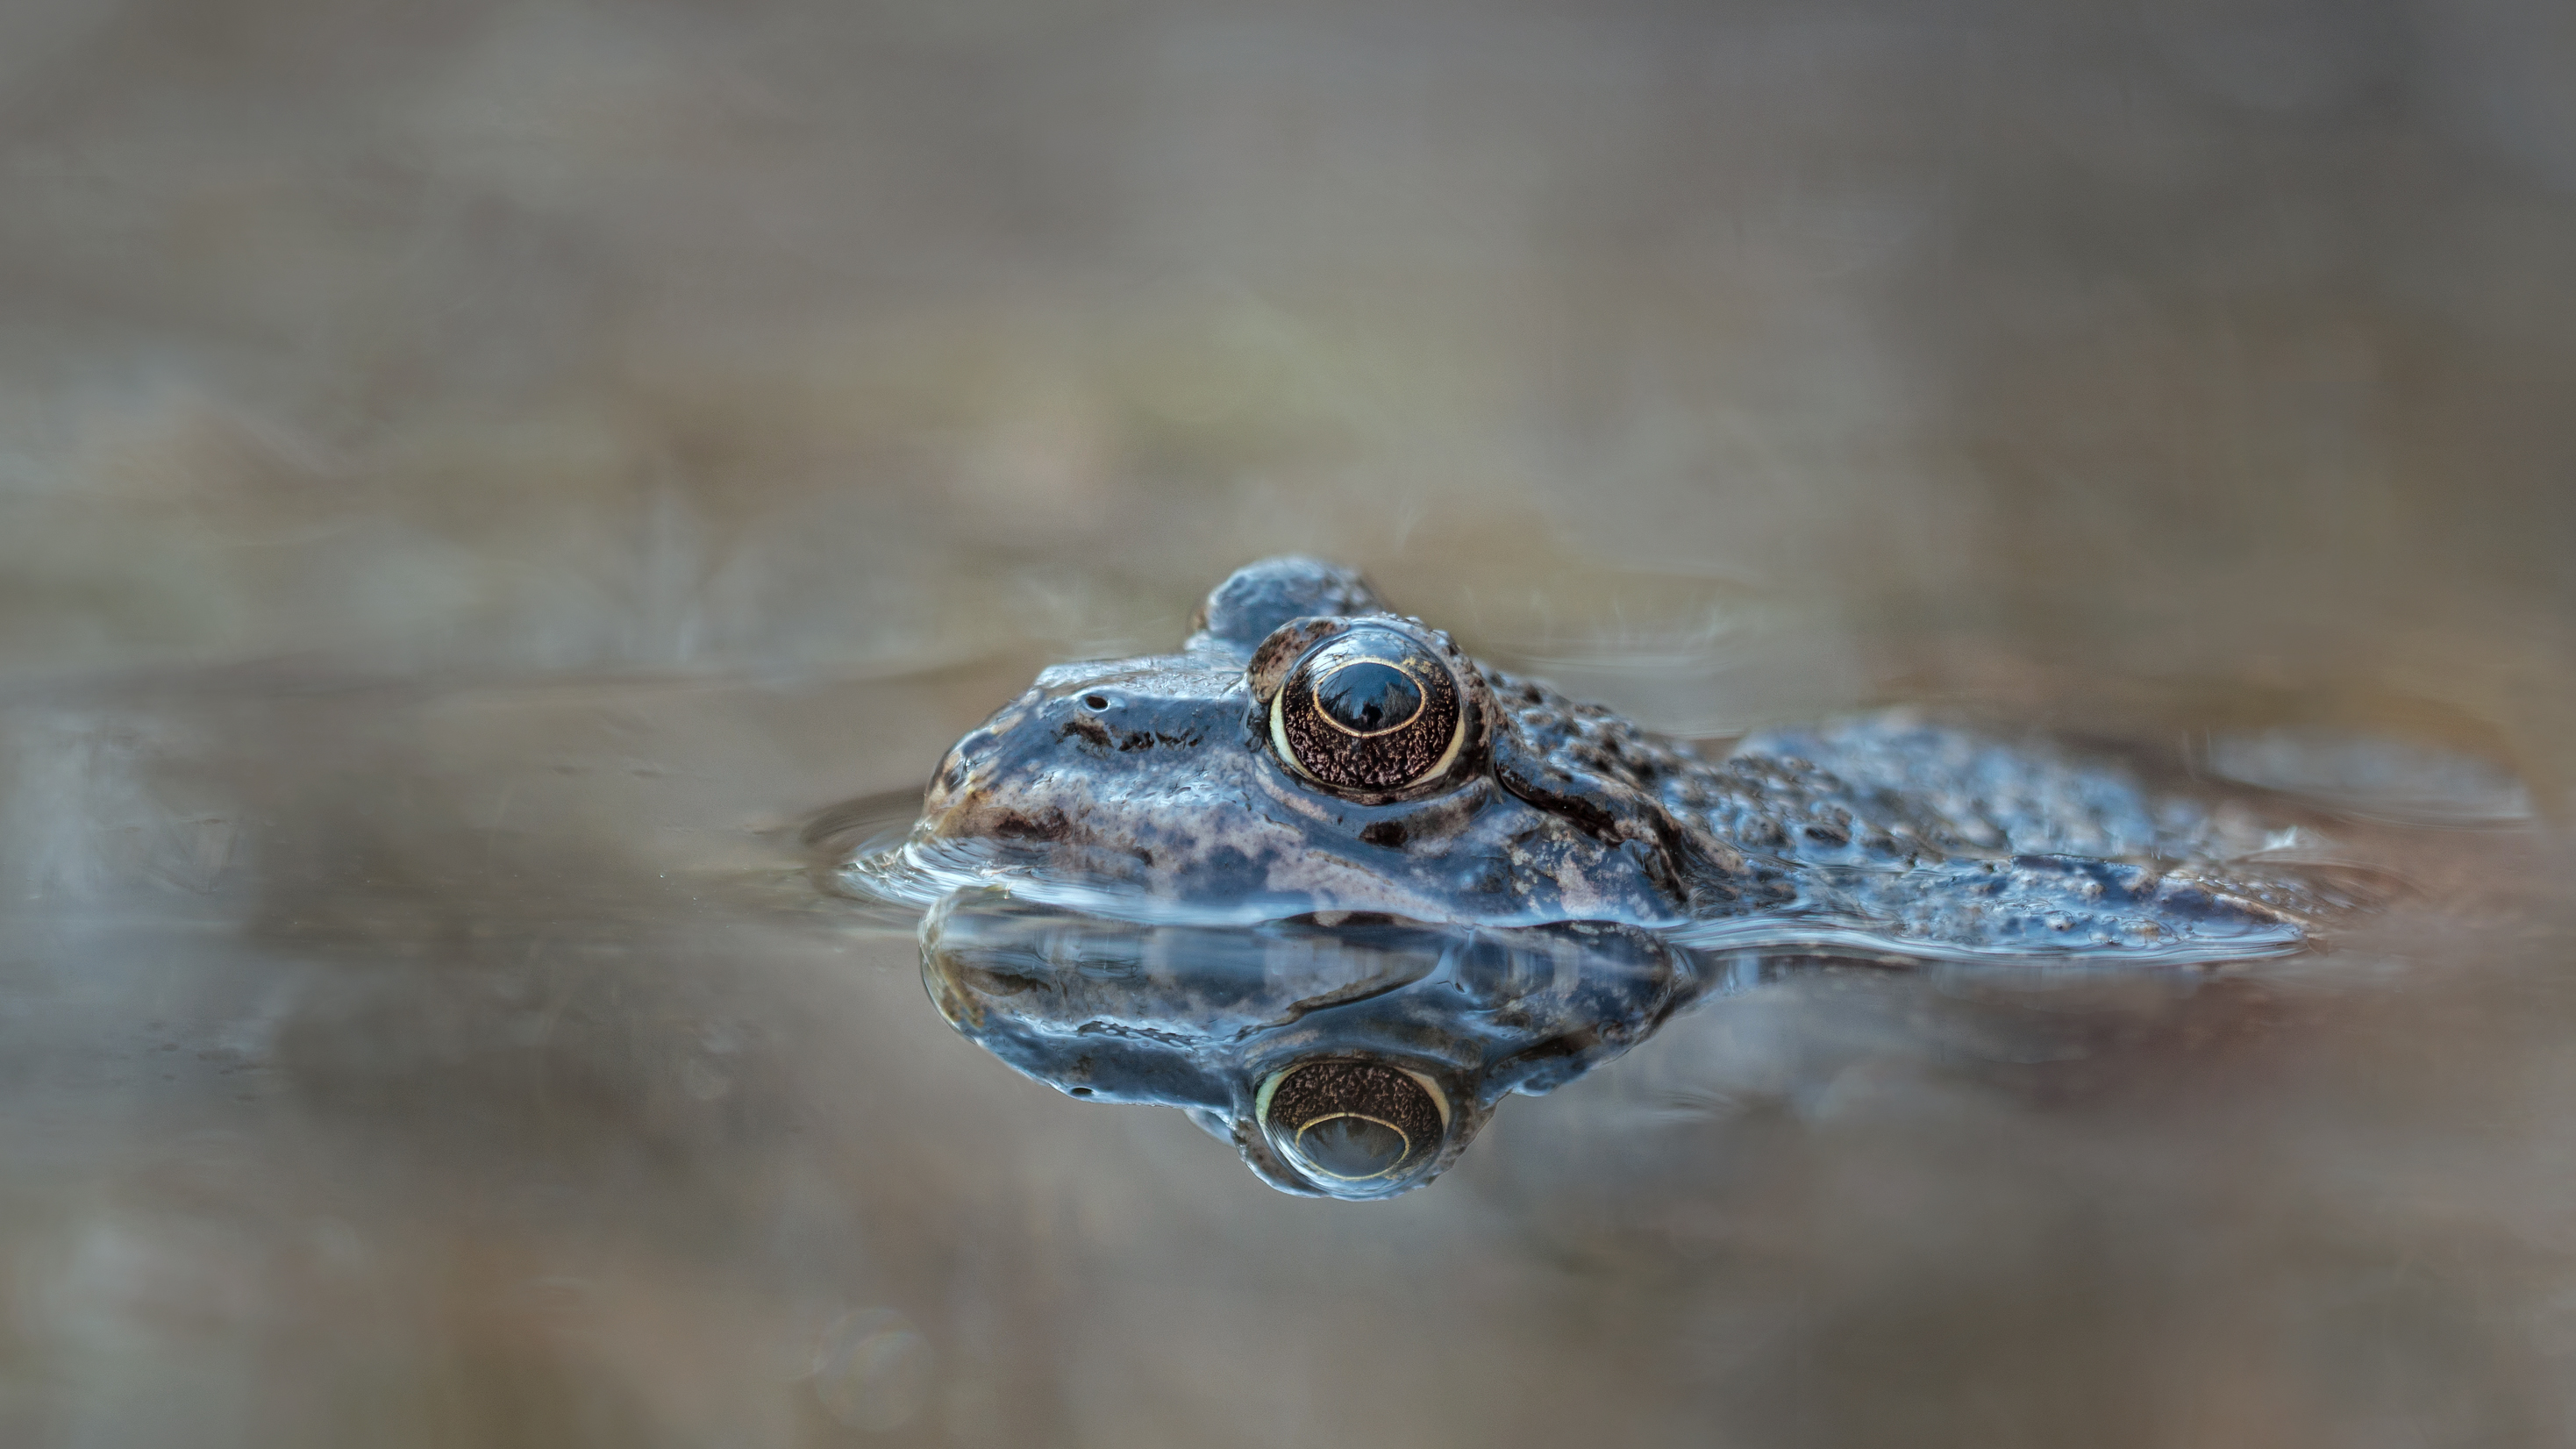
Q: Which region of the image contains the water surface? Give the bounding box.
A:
[5,0,2576,1444]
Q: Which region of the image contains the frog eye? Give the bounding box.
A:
[1268,626,1466,793]
[1256,1059,1451,1187]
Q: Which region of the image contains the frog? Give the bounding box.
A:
[856,557,2358,1200]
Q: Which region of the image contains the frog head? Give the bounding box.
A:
[903,557,1730,930]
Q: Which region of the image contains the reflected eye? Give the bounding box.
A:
[1258,1060,1450,1185]
[1269,627,1465,792]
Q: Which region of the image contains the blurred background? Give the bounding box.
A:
[1,0,2573,1444]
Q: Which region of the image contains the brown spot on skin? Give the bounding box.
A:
[1358,820,1409,849]
[989,809,1071,841]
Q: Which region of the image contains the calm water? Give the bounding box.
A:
[4,2,2576,1445]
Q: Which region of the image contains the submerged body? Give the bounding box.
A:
[860,559,2356,1198]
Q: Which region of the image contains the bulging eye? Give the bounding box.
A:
[1269,627,1465,792]
[1256,1059,1451,1187]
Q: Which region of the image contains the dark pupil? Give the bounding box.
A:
[1296,1115,1408,1179]
[1314,661,1421,733]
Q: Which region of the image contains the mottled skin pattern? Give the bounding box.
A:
[909,558,2324,955]
[888,558,2345,1198]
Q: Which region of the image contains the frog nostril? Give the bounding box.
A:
[1081,694,1111,711]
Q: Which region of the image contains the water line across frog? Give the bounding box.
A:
[846,558,2365,1199]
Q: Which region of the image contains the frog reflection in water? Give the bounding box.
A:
[863,558,2358,1199]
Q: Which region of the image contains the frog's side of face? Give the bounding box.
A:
[912,558,1688,927]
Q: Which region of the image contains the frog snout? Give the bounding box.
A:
[920,737,988,819]
[914,707,1098,849]
[918,688,1049,817]
[918,744,1019,838]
